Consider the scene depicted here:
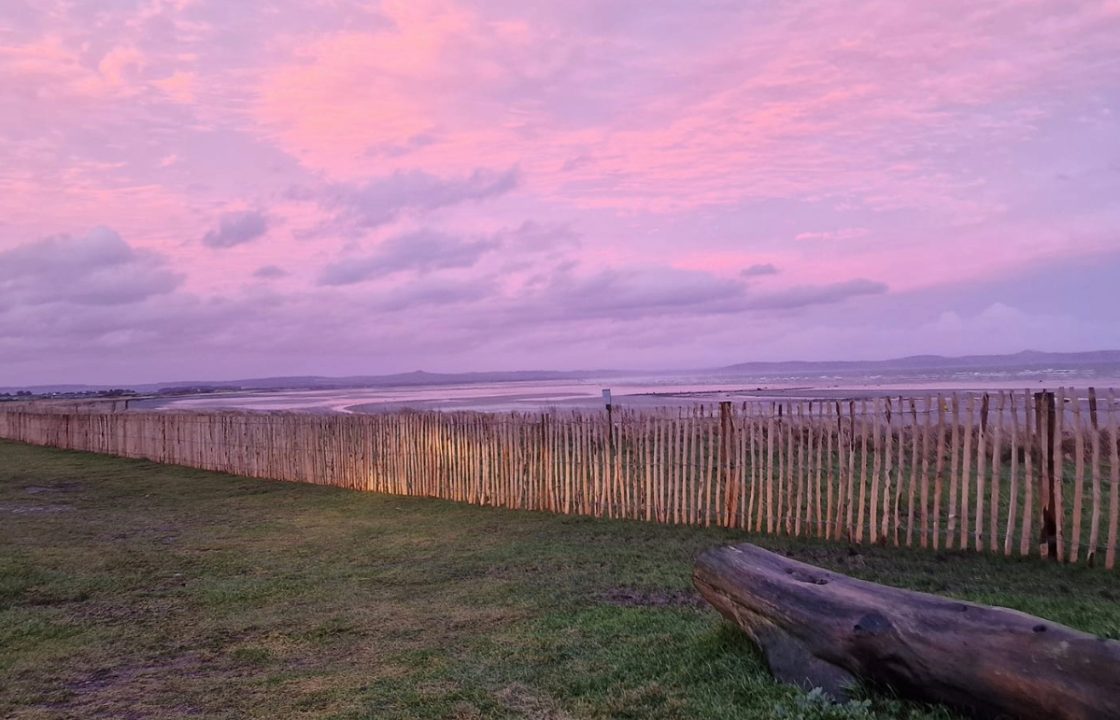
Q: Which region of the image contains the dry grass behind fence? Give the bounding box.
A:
[1,388,1117,569]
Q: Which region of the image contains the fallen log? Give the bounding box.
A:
[693,544,1120,720]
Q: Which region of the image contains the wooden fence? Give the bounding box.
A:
[1,388,1117,569]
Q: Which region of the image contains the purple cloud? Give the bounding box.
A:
[202,210,269,249]
[744,279,888,310]
[318,230,500,286]
[253,265,288,279]
[741,263,779,278]
[0,227,182,306]
[315,167,519,229]
[368,277,493,311]
[513,268,888,323]
[525,266,747,321]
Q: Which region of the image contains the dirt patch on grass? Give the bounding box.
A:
[496,682,572,720]
[67,597,183,626]
[45,654,214,718]
[23,482,84,495]
[600,587,708,609]
[485,561,576,580]
[0,502,74,514]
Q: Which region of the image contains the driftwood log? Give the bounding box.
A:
[693,544,1120,720]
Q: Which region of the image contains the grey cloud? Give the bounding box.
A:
[0,292,281,371]
[202,210,268,248]
[318,230,499,286]
[315,220,569,287]
[495,222,580,273]
[0,227,182,307]
[500,269,887,326]
[745,279,887,309]
[740,263,779,277]
[253,265,288,279]
[494,221,578,253]
[368,277,493,312]
[530,266,747,321]
[364,132,437,159]
[0,284,498,384]
[314,167,518,229]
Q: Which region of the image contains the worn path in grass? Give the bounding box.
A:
[2,440,1118,720]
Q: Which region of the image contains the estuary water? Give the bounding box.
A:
[134,363,1120,414]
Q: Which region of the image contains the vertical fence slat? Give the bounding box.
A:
[795,402,806,537]
[780,404,791,535]
[824,402,836,540]
[814,403,824,537]
[1020,390,1035,557]
[845,401,857,541]
[1004,392,1019,555]
[706,405,716,527]
[975,393,989,551]
[721,402,735,528]
[893,397,904,546]
[961,393,975,550]
[1070,393,1086,563]
[767,406,777,534]
[856,400,869,543]
[907,398,919,547]
[869,399,883,545]
[1038,391,1053,558]
[989,392,1004,553]
[745,406,756,531]
[919,396,932,548]
[1054,387,1066,561]
[1107,389,1118,570]
[1087,388,1102,565]
[946,393,961,548]
[884,398,897,544]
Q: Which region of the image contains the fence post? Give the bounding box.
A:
[1036,390,1058,560]
[606,401,616,518]
[720,401,734,526]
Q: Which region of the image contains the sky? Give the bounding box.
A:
[1,0,1119,385]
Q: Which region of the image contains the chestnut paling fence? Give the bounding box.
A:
[1,388,1118,569]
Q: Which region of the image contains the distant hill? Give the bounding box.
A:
[4,350,1118,394]
[131,369,627,394]
[0,370,620,395]
[714,349,1120,375]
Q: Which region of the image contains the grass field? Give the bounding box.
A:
[2,440,1118,719]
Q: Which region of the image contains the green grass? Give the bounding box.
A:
[1,440,1118,720]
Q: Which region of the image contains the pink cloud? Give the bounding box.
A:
[1,0,1118,383]
[794,228,870,242]
[152,70,197,103]
[247,0,1120,222]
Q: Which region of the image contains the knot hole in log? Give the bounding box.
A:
[785,567,829,585]
[853,612,891,638]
